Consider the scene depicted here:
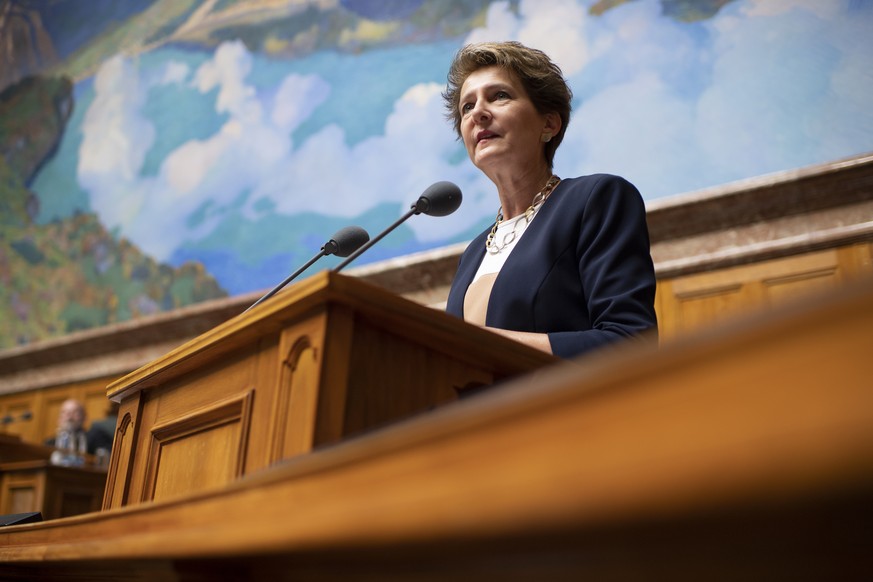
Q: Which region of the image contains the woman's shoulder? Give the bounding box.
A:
[560,173,639,193]
[550,173,642,209]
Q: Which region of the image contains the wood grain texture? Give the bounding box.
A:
[657,242,873,340]
[0,461,106,520]
[0,277,870,580]
[97,273,556,509]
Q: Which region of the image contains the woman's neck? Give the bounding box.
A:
[490,166,555,219]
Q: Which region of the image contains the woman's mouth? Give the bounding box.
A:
[477,130,498,144]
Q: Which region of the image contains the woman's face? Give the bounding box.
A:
[458,66,558,176]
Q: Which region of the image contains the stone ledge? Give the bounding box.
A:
[2,153,872,396]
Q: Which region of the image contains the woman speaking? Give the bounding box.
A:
[443,41,658,359]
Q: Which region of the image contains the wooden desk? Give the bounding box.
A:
[0,433,53,463]
[0,460,107,520]
[0,277,870,580]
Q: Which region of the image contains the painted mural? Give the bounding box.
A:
[1,0,871,348]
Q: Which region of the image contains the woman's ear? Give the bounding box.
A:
[541,112,561,142]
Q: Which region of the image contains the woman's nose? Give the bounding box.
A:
[470,100,491,122]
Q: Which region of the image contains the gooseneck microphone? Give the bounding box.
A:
[333,181,462,272]
[245,225,370,312]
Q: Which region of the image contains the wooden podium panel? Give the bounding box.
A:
[102,272,557,509]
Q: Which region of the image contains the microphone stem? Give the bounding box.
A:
[245,249,327,312]
[333,207,416,272]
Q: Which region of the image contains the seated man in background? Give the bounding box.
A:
[44,398,88,464]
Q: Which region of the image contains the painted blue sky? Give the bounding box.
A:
[30,0,873,294]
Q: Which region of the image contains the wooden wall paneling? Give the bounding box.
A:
[672,282,753,337]
[757,248,843,306]
[652,279,671,342]
[0,392,41,443]
[657,246,871,340]
[654,275,753,342]
[0,378,117,446]
[80,381,114,432]
[837,241,873,278]
[38,391,71,444]
[761,266,839,305]
[28,380,113,444]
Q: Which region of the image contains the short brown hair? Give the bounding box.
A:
[443,41,572,168]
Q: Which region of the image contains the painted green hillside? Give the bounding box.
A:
[0,75,226,348]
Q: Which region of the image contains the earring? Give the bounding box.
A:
[542,133,552,143]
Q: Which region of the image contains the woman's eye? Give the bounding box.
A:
[461,103,473,113]
[495,91,510,100]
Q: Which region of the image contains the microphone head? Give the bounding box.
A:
[412,181,463,217]
[322,225,370,257]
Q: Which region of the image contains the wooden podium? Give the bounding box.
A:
[102,271,557,509]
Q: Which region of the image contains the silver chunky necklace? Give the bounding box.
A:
[485,175,560,255]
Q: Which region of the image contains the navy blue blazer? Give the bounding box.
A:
[446,174,658,359]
